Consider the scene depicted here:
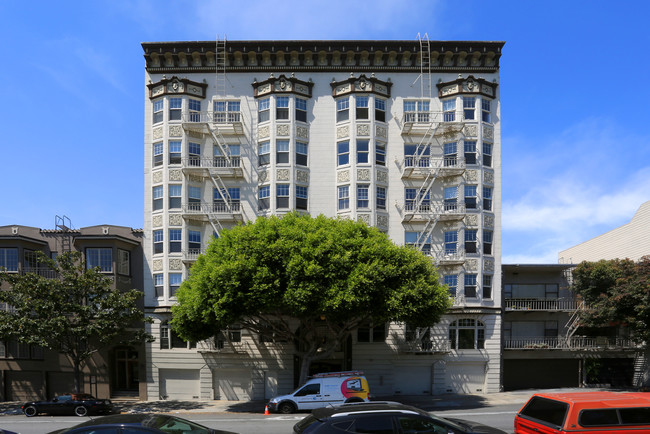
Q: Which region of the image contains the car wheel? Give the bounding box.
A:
[23,405,38,417]
[74,405,88,417]
[278,402,296,414]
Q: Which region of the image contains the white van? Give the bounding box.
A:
[266,371,370,414]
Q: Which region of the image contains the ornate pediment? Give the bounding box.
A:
[437,75,498,99]
[330,73,392,98]
[252,73,313,98]
[147,76,208,99]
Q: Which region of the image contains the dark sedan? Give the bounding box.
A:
[22,393,113,417]
[47,413,238,434]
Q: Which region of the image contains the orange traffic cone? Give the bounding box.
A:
[264,405,270,415]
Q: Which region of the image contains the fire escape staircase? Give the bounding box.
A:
[563,300,586,347]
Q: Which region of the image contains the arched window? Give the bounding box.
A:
[449,319,485,350]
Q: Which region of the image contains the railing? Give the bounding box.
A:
[402,111,476,125]
[397,339,450,353]
[21,267,59,278]
[404,156,465,170]
[435,250,465,263]
[403,202,466,215]
[183,248,204,261]
[183,202,241,214]
[197,337,245,353]
[182,156,241,169]
[182,112,241,124]
[504,298,580,311]
[504,336,638,350]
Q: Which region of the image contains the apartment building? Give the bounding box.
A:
[0,219,146,401]
[142,37,504,400]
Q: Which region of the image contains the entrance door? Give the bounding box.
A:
[115,348,139,391]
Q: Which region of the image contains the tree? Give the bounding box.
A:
[172,212,451,385]
[0,251,152,393]
[571,256,650,344]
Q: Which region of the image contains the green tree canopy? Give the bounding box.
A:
[571,256,650,344]
[0,251,152,393]
[172,213,450,384]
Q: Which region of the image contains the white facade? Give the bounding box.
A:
[142,38,504,400]
[559,200,650,263]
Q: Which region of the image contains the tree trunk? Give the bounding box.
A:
[73,359,83,394]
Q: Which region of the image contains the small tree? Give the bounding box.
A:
[0,251,152,393]
[172,213,450,385]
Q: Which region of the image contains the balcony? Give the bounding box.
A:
[504,336,639,351]
[504,298,581,312]
[402,202,466,223]
[401,112,465,137]
[20,267,59,278]
[182,112,244,135]
[182,248,205,263]
[182,201,243,222]
[197,337,246,353]
[402,156,466,179]
[396,338,450,354]
[181,156,243,178]
[435,249,465,266]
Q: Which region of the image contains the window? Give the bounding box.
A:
[0,248,18,272]
[169,97,182,121]
[375,98,386,122]
[443,98,456,122]
[153,230,163,254]
[357,184,369,208]
[443,142,457,167]
[117,249,130,275]
[464,140,477,165]
[296,141,308,166]
[444,275,458,297]
[464,185,477,209]
[404,144,430,168]
[444,186,457,211]
[463,97,475,120]
[483,275,493,299]
[188,186,201,210]
[356,96,369,119]
[188,142,201,166]
[465,229,477,254]
[258,141,270,166]
[338,185,350,210]
[153,142,163,167]
[483,230,493,255]
[376,142,386,166]
[214,187,240,212]
[336,98,349,122]
[276,184,289,209]
[276,96,289,120]
[296,186,308,210]
[258,185,270,211]
[169,229,182,253]
[168,185,181,209]
[189,99,201,122]
[152,186,163,211]
[464,274,477,297]
[153,100,163,124]
[483,142,493,167]
[403,100,429,122]
[188,230,201,251]
[160,321,170,349]
[295,383,320,397]
[169,141,181,164]
[357,140,369,164]
[483,186,493,211]
[449,319,485,350]
[405,231,431,255]
[376,186,386,210]
[337,141,349,166]
[169,273,182,297]
[258,98,270,123]
[296,98,307,122]
[357,323,386,343]
[276,139,290,164]
[154,273,164,297]
[405,188,430,212]
[86,248,112,272]
[214,100,240,123]
[482,99,491,123]
[444,231,457,255]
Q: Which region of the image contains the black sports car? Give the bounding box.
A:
[47,414,238,434]
[22,393,113,417]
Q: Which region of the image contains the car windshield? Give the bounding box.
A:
[143,415,213,433]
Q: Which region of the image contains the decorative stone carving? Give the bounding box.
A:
[152,215,163,228]
[153,127,163,140]
[377,215,388,229]
[169,214,183,226]
[169,259,183,270]
[377,170,388,183]
[484,259,495,272]
[169,125,183,137]
[465,259,478,272]
[277,169,290,181]
[258,125,270,139]
[356,124,370,137]
[277,124,290,136]
[484,171,494,184]
[188,174,202,183]
[187,130,202,139]
[376,125,387,138]
[465,214,478,227]
[465,170,478,183]
[484,214,494,228]
[152,259,163,272]
[296,170,309,183]
[464,124,478,137]
[337,170,350,183]
[258,170,268,183]
[336,125,349,139]
[296,126,309,140]
[152,171,163,184]
[357,214,370,225]
[169,170,182,181]
[483,126,494,140]
[357,168,371,181]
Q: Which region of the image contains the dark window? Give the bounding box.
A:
[356,96,369,120]
[277,140,290,164]
[296,142,308,166]
[579,409,619,426]
[375,99,386,122]
[519,397,569,428]
[169,97,182,121]
[620,407,650,424]
[483,142,493,167]
[276,96,289,120]
[295,383,320,396]
[349,414,394,434]
[296,98,307,122]
[398,415,447,434]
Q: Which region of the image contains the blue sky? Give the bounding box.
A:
[1,0,649,264]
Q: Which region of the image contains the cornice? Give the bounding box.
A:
[252,73,313,98]
[142,40,504,74]
[330,73,392,98]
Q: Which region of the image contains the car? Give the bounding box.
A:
[293,401,507,434]
[46,413,238,434]
[22,393,113,417]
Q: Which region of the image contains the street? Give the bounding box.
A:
[0,404,520,434]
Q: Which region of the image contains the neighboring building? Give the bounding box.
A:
[559,200,650,263]
[0,219,146,401]
[502,264,638,391]
[142,37,504,400]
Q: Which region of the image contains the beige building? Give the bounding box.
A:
[559,200,650,263]
[142,37,504,400]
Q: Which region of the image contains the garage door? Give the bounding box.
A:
[446,362,485,393]
[213,368,252,401]
[6,371,43,401]
[393,365,431,395]
[503,359,578,391]
[159,369,200,400]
